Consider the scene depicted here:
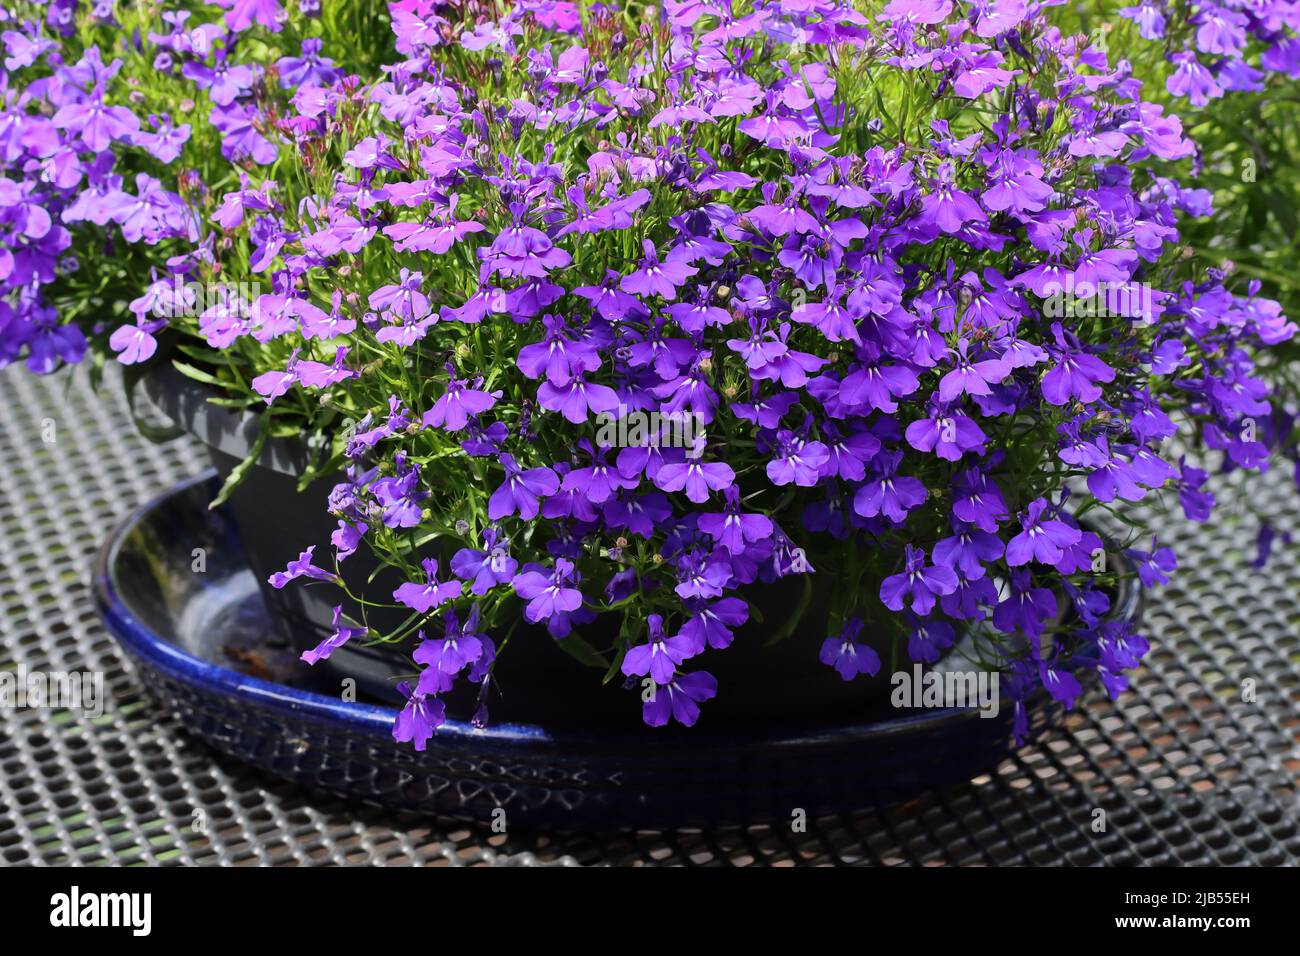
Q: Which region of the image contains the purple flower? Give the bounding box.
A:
[932,524,1004,579]
[413,611,485,676]
[1041,325,1117,406]
[369,269,430,322]
[698,487,774,552]
[1126,540,1177,586]
[677,598,749,652]
[655,457,735,504]
[620,240,699,300]
[516,316,601,385]
[52,88,139,152]
[537,374,620,423]
[220,0,284,33]
[277,38,339,88]
[908,615,956,664]
[992,570,1056,637]
[488,454,560,521]
[819,617,881,681]
[905,405,987,461]
[423,370,500,432]
[642,671,718,727]
[673,550,734,600]
[920,163,986,234]
[1005,498,1082,568]
[879,546,958,616]
[392,681,445,751]
[300,606,368,665]
[393,558,463,613]
[269,546,336,589]
[108,320,163,364]
[952,464,1008,532]
[512,558,583,623]
[622,614,698,685]
[853,451,928,524]
[1167,52,1222,106]
[938,341,1010,401]
[1038,660,1083,709]
[451,531,519,595]
[766,429,831,486]
[372,465,428,529]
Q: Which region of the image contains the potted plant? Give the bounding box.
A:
[2,0,1293,759]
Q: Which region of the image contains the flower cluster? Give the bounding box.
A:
[1117,0,1300,106]
[2,1,1296,749]
[0,1,199,371]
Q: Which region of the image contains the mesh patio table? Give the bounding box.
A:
[0,363,1296,866]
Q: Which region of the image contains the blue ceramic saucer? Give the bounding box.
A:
[94,472,1110,828]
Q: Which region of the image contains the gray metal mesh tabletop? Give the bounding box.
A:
[1,363,1296,866]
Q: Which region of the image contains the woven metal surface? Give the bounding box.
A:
[0,363,1296,867]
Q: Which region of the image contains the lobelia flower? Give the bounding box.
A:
[904,404,988,461]
[1041,324,1117,406]
[219,0,285,33]
[655,455,736,504]
[622,614,698,685]
[108,319,165,364]
[919,163,987,234]
[451,529,519,595]
[300,606,368,665]
[512,558,584,623]
[488,454,560,521]
[537,373,620,423]
[907,614,957,664]
[269,546,337,589]
[853,451,928,524]
[368,269,430,322]
[698,487,774,553]
[641,671,718,728]
[210,102,278,165]
[1037,658,1084,710]
[413,610,485,675]
[276,38,339,88]
[819,617,882,681]
[932,522,1004,580]
[423,367,500,432]
[766,428,831,486]
[992,570,1057,637]
[560,441,640,504]
[1005,498,1083,568]
[677,597,749,653]
[9,0,1289,745]
[1126,540,1178,586]
[393,558,464,613]
[392,681,445,751]
[880,546,958,616]
[620,239,699,301]
[674,549,734,600]
[52,85,139,152]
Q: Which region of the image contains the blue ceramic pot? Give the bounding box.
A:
[95,473,1140,828]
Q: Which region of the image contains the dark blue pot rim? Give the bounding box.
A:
[94,471,1139,754]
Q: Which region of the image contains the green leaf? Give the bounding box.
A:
[764,574,813,647]
[554,632,610,670]
[209,414,269,510]
[170,359,227,389]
